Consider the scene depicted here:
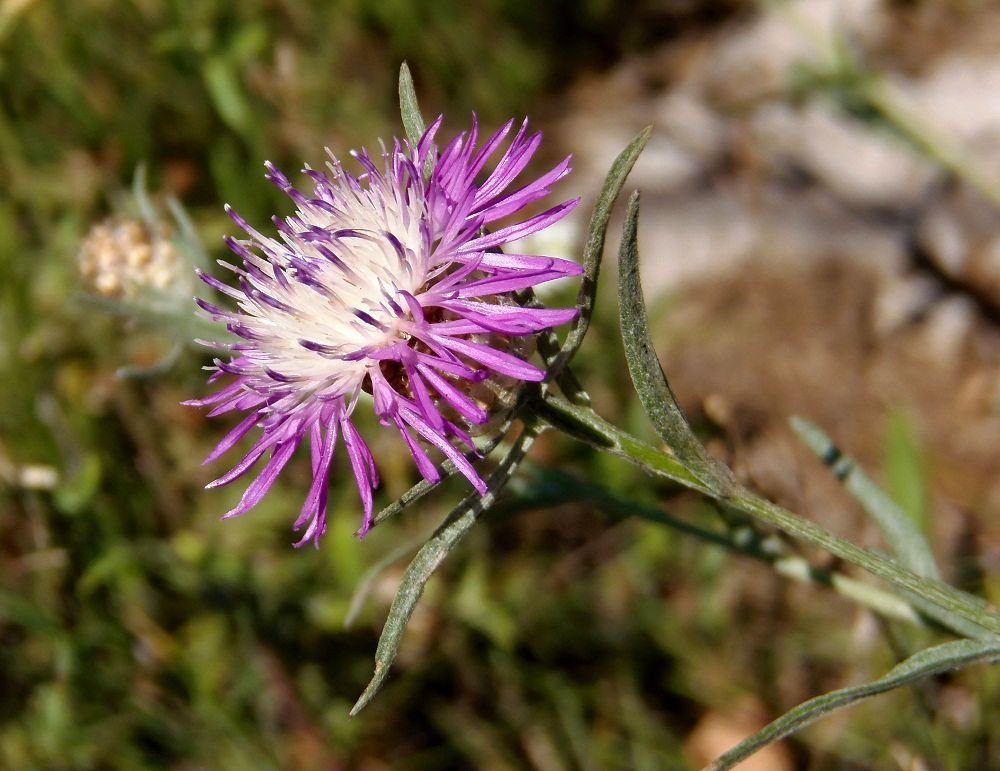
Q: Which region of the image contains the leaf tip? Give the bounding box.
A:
[788,414,810,434]
[350,661,387,717]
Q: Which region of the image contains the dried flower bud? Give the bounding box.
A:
[78,218,182,298]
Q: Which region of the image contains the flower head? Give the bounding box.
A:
[79,218,184,298]
[188,116,581,545]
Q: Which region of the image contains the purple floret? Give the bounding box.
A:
[188,115,581,546]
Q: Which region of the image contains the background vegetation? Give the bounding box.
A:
[1,1,997,769]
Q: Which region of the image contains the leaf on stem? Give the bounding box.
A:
[505,466,921,626]
[343,537,425,630]
[131,165,158,231]
[546,125,652,382]
[705,638,1000,771]
[789,416,995,638]
[617,191,733,493]
[166,195,211,272]
[398,62,425,148]
[398,62,434,180]
[368,409,519,530]
[537,391,1000,635]
[515,287,589,404]
[350,423,543,715]
[790,416,939,579]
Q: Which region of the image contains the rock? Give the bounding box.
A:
[917,186,1000,308]
[701,0,888,106]
[748,100,938,210]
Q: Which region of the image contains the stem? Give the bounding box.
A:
[508,468,922,626]
[532,390,710,494]
[533,392,1000,637]
[863,79,1000,213]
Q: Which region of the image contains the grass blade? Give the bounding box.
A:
[506,466,922,626]
[791,416,939,579]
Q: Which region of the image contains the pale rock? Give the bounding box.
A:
[566,118,701,199]
[919,206,968,277]
[749,101,938,209]
[891,55,1000,180]
[899,55,1000,143]
[636,193,758,296]
[702,0,888,105]
[920,295,977,367]
[653,89,727,164]
[872,274,938,337]
[917,187,1000,305]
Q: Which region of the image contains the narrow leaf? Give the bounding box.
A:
[789,416,993,638]
[791,416,939,579]
[537,391,1000,635]
[344,537,425,629]
[506,466,921,626]
[369,409,519,530]
[515,287,589,405]
[398,62,426,150]
[617,191,733,493]
[705,638,1000,771]
[546,126,652,382]
[884,408,928,531]
[350,424,542,715]
[166,194,211,272]
[203,56,252,135]
[131,164,158,229]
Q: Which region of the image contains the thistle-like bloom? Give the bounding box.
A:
[188,116,581,545]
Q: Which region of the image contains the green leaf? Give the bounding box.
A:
[507,466,922,626]
[166,194,211,272]
[546,126,651,382]
[0,590,61,634]
[397,61,435,179]
[791,416,938,579]
[350,424,542,715]
[131,165,158,230]
[343,538,423,630]
[537,391,1000,636]
[616,191,733,493]
[397,62,425,147]
[705,638,1000,771]
[203,56,252,136]
[884,407,927,532]
[369,410,518,530]
[53,454,102,515]
[789,416,994,639]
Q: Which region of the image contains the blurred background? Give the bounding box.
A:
[2,0,999,768]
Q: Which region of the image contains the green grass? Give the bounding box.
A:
[1,1,997,769]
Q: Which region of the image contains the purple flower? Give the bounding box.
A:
[187,116,581,545]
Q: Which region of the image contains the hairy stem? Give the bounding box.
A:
[532,391,1000,638]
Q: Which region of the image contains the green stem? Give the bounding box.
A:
[533,392,1000,637]
[863,79,1000,213]
[508,468,922,626]
[532,390,710,493]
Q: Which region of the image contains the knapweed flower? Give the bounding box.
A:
[188,116,581,545]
